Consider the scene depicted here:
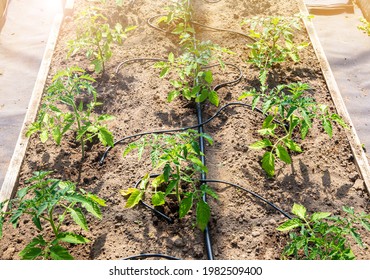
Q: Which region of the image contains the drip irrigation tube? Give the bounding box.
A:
[200,179,292,219]
[147,14,254,41]
[99,102,263,165]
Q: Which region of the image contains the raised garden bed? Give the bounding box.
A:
[0,0,369,260]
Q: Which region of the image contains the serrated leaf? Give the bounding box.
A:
[195,89,208,103]
[163,164,171,182]
[32,216,43,231]
[330,114,349,129]
[40,130,48,143]
[124,189,143,208]
[203,70,213,84]
[168,52,174,64]
[301,120,310,140]
[276,218,302,231]
[276,145,291,164]
[87,194,106,207]
[167,90,180,102]
[361,219,370,231]
[196,200,211,231]
[284,139,302,152]
[262,151,275,177]
[50,245,74,260]
[98,127,114,147]
[152,192,166,206]
[152,174,165,188]
[19,247,43,260]
[262,115,274,128]
[322,117,333,138]
[82,200,102,219]
[208,90,219,107]
[120,188,138,197]
[165,180,178,196]
[57,232,90,244]
[68,207,88,231]
[250,139,272,149]
[179,195,193,219]
[159,67,170,78]
[311,212,331,222]
[350,228,363,247]
[342,206,354,215]
[292,203,306,220]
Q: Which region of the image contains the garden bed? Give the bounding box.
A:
[0,0,369,260]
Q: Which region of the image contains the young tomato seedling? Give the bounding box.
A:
[0,171,106,260]
[67,6,136,74]
[277,203,370,260]
[120,130,217,231]
[26,67,114,160]
[239,82,348,177]
[242,14,310,86]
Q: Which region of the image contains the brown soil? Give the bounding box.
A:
[1,0,369,260]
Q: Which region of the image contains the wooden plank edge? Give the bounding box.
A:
[0,0,9,31]
[298,0,370,195]
[0,13,64,209]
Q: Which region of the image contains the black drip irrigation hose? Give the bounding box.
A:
[99,102,264,165]
[147,14,255,42]
[200,179,292,219]
[122,253,181,260]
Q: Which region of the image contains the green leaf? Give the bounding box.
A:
[360,219,370,231]
[168,52,175,64]
[195,89,209,103]
[82,200,102,219]
[152,192,166,206]
[160,67,170,78]
[19,247,43,260]
[276,145,291,164]
[284,139,302,152]
[52,127,62,145]
[301,120,310,140]
[292,203,306,220]
[238,90,256,100]
[276,218,302,231]
[40,130,48,143]
[32,216,43,231]
[311,212,331,222]
[350,228,363,247]
[203,70,213,84]
[163,164,171,182]
[50,245,74,260]
[167,90,180,102]
[179,195,193,219]
[342,206,354,215]
[330,114,349,129]
[98,127,114,147]
[262,151,275,177]
[196,200,211,231]
[87,194,106,207]
[0,217,4,238]
[68,207,88,231]
[249,139,272,149]
[322,117,333,138]
[201,133,214,145]
[262,115,274,128]
[57,232,90,244]
[165,180,178,196]
[152,174,165,188]
[19,236,46,260]
[208,90,219,107]
[124,189,143,208]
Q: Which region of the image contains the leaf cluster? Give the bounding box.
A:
[121,130,217,230]
[240,82,348,177]
[0,171,106,260]
[358,17,370,36]
[277,203,370,260]
[67,6,136,73]
[26,67,114,159]
[242,14,309,85]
